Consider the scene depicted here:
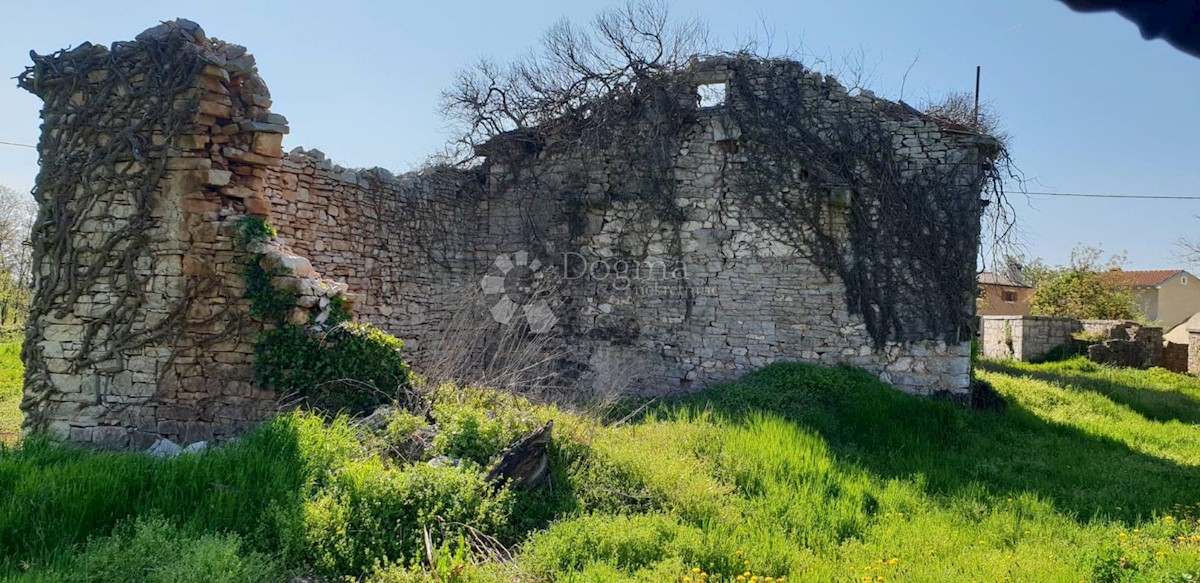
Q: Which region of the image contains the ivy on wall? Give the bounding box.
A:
[236,216,411,414]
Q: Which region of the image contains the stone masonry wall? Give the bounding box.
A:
[21,21,352,446]
[23,21,995,446]
[1162,341,1188,373]
[979,316,1082,361]
[1188,330,1200,375]
[981,316,1164,367]
[258,59,992,396]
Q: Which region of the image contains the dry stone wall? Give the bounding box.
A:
[979,316,1081,361]
[980,315,1164,367]
[22,21,996,446]
[20,20,352,446]
[257,62,992,396]
[1162,341,1188,373]
[1189,331,1200,375]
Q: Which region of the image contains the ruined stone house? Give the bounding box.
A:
[18,20,998,447]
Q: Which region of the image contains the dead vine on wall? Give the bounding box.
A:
[725,58,996,346]
[17,35,224,406]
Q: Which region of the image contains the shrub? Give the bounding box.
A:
[255,323,412,415]
[1031,268,1139,320]
[385,410,428,444]
[49,516,278,583]
[295,461,513,578]
[429,387,538,465]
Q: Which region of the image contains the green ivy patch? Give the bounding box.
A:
[242,260,299,324]
[254,323,412,415]
[235,215,276,247]
[236,216,412,415]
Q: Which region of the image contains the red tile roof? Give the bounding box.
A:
[978,272,1030,288]
[1099,269,1183,288]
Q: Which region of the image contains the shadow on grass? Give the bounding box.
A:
[664,362,1200,523]
[979,359,1200,425]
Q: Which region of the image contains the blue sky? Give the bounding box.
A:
[1,0,1196,269]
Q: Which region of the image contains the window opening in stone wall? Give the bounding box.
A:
[697,82,727,108]
[1002,290,1017,303]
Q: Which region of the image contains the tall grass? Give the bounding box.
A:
[3,356,1200,581]
[0,341,22,444]
[0,413,352,569]
[516,362,1200,580]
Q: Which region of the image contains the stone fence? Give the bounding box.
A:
[979,316,1163,368]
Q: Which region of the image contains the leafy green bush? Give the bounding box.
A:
[255,323,412,415]
[430,387,538,465]
[293,460,513,577]
[1031,267,1140,320]
[48,516,277,583]
[385,410,428,444]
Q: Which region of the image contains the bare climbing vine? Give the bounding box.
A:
[725,57,1001,346]
[17,34,226,388]
[444,2,1004,350]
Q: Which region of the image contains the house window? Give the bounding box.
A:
[1002,290,1018,303]
[1183,276,1189,285]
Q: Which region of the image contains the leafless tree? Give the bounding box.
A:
[0,185,36,325]
[441,0,710,158]
[1174,231,1200,268]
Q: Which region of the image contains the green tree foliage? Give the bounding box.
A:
[1029,245,1140,320]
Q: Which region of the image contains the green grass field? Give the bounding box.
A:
[0,340,22,444]
[2,355,1200,581]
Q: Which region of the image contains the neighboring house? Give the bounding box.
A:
[1164,310,1200,345]
[1102,269,1200,329]
[977,271,1034,316]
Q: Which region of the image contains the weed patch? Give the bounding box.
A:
[5,359,1200,581]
